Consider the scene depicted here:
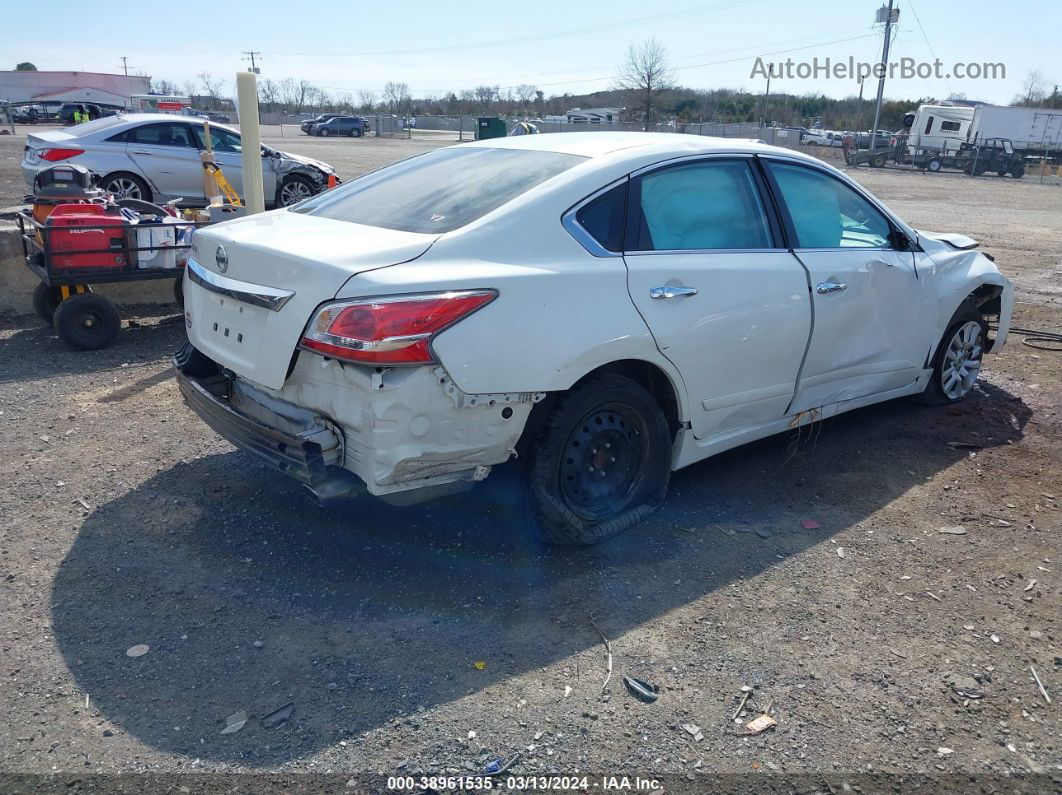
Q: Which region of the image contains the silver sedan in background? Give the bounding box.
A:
[21,113,338,207]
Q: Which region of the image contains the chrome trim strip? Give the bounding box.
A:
[186,258,295,312]
[561,177,627,259]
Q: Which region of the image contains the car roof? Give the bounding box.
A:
[462,130,821,164]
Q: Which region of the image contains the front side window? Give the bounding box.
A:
[768,162,893,249]
[940,121,961,132]
[293,147,585,233]
[191,126,242,153]
[629,160,773,251]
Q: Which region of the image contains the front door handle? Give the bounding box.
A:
[816,281,848,295]
[650,285,698,299]
[132,151,153,155]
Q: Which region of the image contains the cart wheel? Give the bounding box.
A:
[53,294,121,351]
[32,282,63,325]
[173,274,184,308]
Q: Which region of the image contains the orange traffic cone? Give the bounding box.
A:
[327,174,337,190]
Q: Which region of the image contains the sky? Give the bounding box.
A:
[6,0,1060,105]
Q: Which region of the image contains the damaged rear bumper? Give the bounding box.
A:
[175,368,363,502]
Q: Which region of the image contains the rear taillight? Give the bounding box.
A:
[300,290,496,365]
[39,148,85,162]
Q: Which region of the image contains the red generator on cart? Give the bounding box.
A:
[45,204,128,270]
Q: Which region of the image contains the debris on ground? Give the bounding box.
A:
[937,746,954,756]
[680,722,704,741]
[947,441,983,450]
[732,689,753,721]
[563,685,572,698]
[739,713,777,735]
[1030,666,1051,704]
[800,519,820,530]
[623,675,659,703]
[484,752,521,776]
[938,526,968,535]
[260,702,294,729]
[220,710,248,735]
[473,661,486,670]
[836,547,845,558]
[589,614,613,694]
[125,644,149,658]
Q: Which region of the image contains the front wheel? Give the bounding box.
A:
[318,128,330,137]
[926,158,943,172]
[278,176,315,206]
[524,374,671,545]
[53,293,120,351]
[1011,164,1025,179]
[914,303,987,405]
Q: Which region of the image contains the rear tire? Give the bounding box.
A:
[318,128,330,137]
[926,158,943,173]
[913,302,987,406]
[32,281,62,325]
[524,374,671,545]
[53,293,120,351]
[1011,164,1025,179]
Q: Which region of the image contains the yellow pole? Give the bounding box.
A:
[236,71,265,214]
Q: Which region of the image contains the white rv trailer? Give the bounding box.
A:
[906,102,1062,159]
[905,104,975,157]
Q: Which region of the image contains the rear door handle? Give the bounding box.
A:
[650,285,698,299]
[816,281,847,295]
[132,151,153,155]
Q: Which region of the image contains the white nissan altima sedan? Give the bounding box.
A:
[174,132,1013,545]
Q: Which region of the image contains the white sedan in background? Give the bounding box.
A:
[174,132,1013,545]
[21,113,338,207]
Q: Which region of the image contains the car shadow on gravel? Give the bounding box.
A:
[0,308,185,384]
[50,381,1029,766]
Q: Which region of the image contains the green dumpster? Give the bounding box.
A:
[476,117,507,140]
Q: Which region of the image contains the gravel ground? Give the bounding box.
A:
[0,132,1060,792]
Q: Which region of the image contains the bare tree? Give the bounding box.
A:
[474,85,497,111]
[1013,68,1048,106]
[182,80,198,101]
[515,83,537,110]
[258,78,279,112]
[616,38,675,129]
[198,72,225,109]
[152,78,179,95]
[384,81,410,113]
[358,89,377,112]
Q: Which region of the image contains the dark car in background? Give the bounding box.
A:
[312,115,370,137]
[300,114,339,135]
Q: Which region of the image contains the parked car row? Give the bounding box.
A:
[21,113,339,207]
[300,114,371,137]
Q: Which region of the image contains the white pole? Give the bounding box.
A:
[236,71,265,214]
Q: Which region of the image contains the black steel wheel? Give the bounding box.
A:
[32,281,63,324]
[52,293,120,351]
[525,373,671,545]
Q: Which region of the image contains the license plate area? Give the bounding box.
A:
[188,287,269,372]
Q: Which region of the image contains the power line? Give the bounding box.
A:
[276,0,769,57]
[312,31,883,95]
[905,0,955,96]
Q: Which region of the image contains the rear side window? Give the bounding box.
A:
[629,160,773,251]
[111,122,197,148]
[574,183,627,252]
[293,147,586,233]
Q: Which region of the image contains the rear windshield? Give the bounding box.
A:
[291,146,586,233]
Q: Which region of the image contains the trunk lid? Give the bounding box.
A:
[186,210,436,389]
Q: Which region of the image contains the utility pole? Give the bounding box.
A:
[858,76,865,101]
[242,50,262,74]
[870,0,897,151]
[761,62,774,128]
[120,56,130,76]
